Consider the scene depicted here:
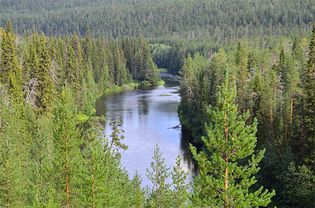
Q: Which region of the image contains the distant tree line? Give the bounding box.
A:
[0,0,313,41]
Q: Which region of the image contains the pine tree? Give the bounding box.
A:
[171,156,189,208]
[82,130,108,207]
[303,23,315,169]
[25,108,56,206]
[0,88,30,207]
[131,172,144,208]
[52,87,85,207]
[146,145,172,208]
[190,74,275,208]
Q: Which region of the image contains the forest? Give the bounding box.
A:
[179,27,315,207]
[0,0,315,207]
[0,0,313,41]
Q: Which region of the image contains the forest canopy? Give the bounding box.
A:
[0,0,313,41]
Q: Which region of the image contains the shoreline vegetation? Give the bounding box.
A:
[0,0,314,206]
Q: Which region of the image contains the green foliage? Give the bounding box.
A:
[52,87,86,207]
[0,87,30,207]
[280,162,315,207]
[0,24,23,104]
[0,0,312,41]
[146,145,172,208]
[146,146,190,208]
[303,24,315,169]
[179,27,315,207]
[190,75,275,207]
[171,156,189,208]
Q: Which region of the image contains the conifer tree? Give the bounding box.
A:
[37,35,55,112]
[303,23,315,169]
[0,25,23,104]
[82,130,108,207]
[52,87,86,207]
[280,162,315,207]
[171,156,189,208]
[131,173,144,208]
[235,42,250,113]
[26,108,56,206]
[190,74,275,208]
[146,145,172,208]
[0,88,30,207]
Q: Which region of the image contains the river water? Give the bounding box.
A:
[96,74,193,187]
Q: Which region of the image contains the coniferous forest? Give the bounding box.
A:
[0,0,314,207]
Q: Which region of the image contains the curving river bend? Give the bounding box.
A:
[96,73,193,187]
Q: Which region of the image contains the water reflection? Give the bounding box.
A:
[138,94,149,116]
[96,76,194,187]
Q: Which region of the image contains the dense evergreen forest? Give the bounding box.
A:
[0,23,164,207]
[0,0,314,207]
[0,0,313,40]
[179,25,315,207]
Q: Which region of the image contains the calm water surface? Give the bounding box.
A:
[96,75,193,186]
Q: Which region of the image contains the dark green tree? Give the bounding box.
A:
[0,26,23,104]
[280,162,315,207]
[302,23,315,169]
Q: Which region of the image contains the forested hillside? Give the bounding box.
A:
[0,0,313,40]
[0,0,314,207]
[0,22,163,206]
[179,25,315,207]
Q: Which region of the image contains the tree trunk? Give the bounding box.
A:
[224,111,229,208]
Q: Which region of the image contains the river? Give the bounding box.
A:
[96,73,193,187]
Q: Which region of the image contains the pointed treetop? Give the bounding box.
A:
[5,20,14,34]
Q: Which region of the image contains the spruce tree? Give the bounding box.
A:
[37,35,55,112]
[235,42,250,113]
[303,23,315,169]
[190,74,275,208]
[0,27,23,104]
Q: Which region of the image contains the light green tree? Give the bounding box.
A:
[146,145,172,208]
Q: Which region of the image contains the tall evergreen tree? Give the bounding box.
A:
[171,156,189,208]
[235,42,250,113]
[302,23,315,169]
[0,88,30,207]
[146,145,172,208]
[0,25,23,104]
[52,87,86,207]
[190,74,275,207]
